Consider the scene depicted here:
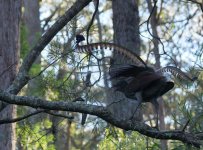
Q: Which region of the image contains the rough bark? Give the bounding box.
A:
[110,0,142,121]
[0,0,21,149]
[23,0,41,48]
[112,1,140,53]
[23,0,41,79]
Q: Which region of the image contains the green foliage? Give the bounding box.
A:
[17,119,55,150]
[98,127,159,150]
[29,63,41,76]
[170,141,201,150]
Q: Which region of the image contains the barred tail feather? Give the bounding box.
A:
[156,66,197,82]
[75,43,147,67]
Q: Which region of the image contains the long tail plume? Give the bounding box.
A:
[75,35,147,67]
[156,66,197,82]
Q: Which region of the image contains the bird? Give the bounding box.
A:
[74,35,197,129]
[109,65,174,129]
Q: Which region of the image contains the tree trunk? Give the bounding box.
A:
[113,1,140,53]
[23,0,42,96]
[51,112,61,150]
[109,0,142,121]
[23,0,41,48]
[66,121,72,150]
[0,0,21,149]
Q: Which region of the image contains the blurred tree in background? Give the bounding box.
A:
[0,0,203,149]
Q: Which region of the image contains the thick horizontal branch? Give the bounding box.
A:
[0,90,202,147]
[8,0,92,94]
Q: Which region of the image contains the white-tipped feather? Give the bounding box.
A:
[75,43,147,67]
[156,66,196,82]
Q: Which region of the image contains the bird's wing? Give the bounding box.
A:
[109,65,154,79]
[160,81,174,96]
[124,72,164,93]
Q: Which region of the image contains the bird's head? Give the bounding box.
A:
[76,34,85,44]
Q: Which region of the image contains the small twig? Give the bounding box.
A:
[182,119,190,132]
[86,0,99,44]
[0,109,74,125]
[90,54,102,86]
[0,110,44,124]
[146,0,167,56]
[30,49,75,81]
[57,55,88,88]
[146,0,178,66]
[42,4,61,31]
[147,0,164,51]
[107,99,123,108]
[45,111,74,119]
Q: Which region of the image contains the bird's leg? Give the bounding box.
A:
[151,99,159,130]
[130,92,142,120]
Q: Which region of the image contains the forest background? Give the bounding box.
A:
[0,0,203,149]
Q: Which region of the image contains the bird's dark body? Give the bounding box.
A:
[110,65,174,102]
[122,74,174,102]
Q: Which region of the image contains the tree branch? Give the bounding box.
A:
[0,109,73,124]
[0,110,44,124]
[46,111,74,119]
[86,0,99,44]
[0,90,201,147]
